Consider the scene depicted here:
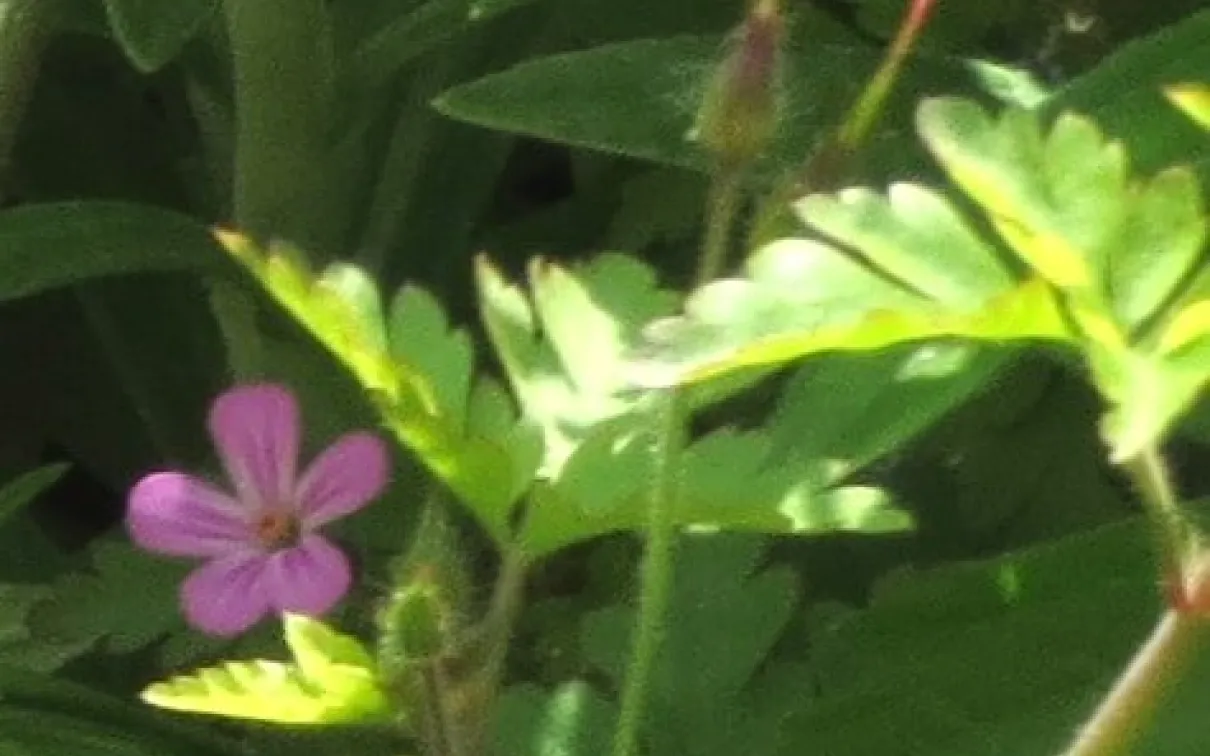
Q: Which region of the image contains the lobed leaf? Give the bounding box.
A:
[582,535,798,756]
[1051,8,1210,185]
[218,232,539,544]
[918,97,1207,335]
[141,615,390,725]
[476,253,676,477]
[626,238,1070,389]
[764,519,1210,755]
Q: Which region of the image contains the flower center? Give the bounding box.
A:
[254,510,301,549]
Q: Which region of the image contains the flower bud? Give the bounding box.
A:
[692,0,784,164]
[376,503,469,694]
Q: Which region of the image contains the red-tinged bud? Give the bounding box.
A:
[692,0,784,165]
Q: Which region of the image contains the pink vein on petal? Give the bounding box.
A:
[209,384,300,511]
[263,534,351,616]
[181,552,272,637]
[296,432,389,528]
[127,472,251,557]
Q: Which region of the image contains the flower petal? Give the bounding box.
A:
[296,432,389,528]
[127,472,251,557]
[209,384,300,511]
[181,553,273,636]
[263,534,351,616]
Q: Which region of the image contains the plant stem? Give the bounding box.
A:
[221,0,335,254]
[696,164,744,287]
[1121,446,1190,605]
[834,0,935,152]
[0,0,50,200]
[1062,443,1205,755]
[1062,609,1204,756]
[610,390,686,756]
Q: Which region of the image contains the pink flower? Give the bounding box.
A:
[126,384,389,637]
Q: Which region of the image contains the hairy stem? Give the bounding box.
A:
[221,0,335,253]
[0,0,51,200]
[1062,610,1204,756]
[610,390,686,756]
[696,164,745,287]
[1120,446,1189,586]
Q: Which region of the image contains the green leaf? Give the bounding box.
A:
[798,183,1015,309]
[0,202,228,304]
[28,537,193,661]
[0,463,68,527]
[627,238,1070,388]
[1051,8,1210,185]
[435,36,967,176]
[582,535,797,755]
[769,344,1011,477]
[476,253,676,476]
[917,98,1207,333]
[142,615,390,725]
[388,285,473,426]
[492,682,615,756]
[219,233,540,544]
[523,414,910,562]
[965,59,1052,109]
[102,0,217,71]
[762,519,1210,755]
[345,0,542,93]
[0,583,93,672]
[0,666,241,755]
[1166,82,1210,131]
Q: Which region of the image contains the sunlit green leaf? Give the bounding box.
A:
[918,98,1206,334]
[521,415,912,557]
[1166,82,1210,131]
[142,615,390,725]
[627,238,1070,388]
[1052,8,1210,184]
[476,253,675,476]
[218,232,538,544]
[798,183,1015,308]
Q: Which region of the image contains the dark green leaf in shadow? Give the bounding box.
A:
[435,36,968,176]
[582,535,797,755]
[0,665,242,755]
[345,0,542,93]
[492,682,614,756]
[0,202,228,304]
[0,463,68,528]
[102,0,217,72]
[762,520,1210,755]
